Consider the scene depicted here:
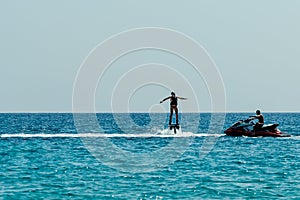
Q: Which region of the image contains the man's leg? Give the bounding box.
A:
[175,107,179,125]
[169,107,173,125]
[253,123,257,133]
[254,123,262,132]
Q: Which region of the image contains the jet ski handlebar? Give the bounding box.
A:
[245,117,256,123]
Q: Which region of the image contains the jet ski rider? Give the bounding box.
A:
[160,92,187,125]
[250,110,264,132]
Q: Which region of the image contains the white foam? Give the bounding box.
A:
[290,135,300,140]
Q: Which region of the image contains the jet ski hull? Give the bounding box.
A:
[224,118,291,137]
[225,128,291,137]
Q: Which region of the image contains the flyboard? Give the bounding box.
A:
[169,124,180,134]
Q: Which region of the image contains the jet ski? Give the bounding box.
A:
[224,117,291,137]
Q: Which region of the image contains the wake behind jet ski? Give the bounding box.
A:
[224,117,291,137]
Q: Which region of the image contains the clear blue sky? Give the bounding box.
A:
[0,0,299,112]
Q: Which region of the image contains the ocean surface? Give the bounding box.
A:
[1,113,299,199]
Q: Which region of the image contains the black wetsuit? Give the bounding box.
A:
[169,96,178,125]
[170,96,177,106]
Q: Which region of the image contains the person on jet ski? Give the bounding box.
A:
[250,110,264,132]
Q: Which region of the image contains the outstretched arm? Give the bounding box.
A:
[160,96,170,103]
[248,116,258,121]
[177,97,188,100]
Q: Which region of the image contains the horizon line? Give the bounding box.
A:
[1,111,300,113]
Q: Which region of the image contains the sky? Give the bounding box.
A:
[0,0,300,112]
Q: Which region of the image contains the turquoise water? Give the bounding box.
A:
[1,113,300,199]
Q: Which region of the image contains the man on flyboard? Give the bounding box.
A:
[160,91,188,126]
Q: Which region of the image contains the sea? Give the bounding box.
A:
[1,113,299,199]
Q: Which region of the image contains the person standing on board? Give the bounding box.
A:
[250,109,264,132]
[160,92,187,125]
